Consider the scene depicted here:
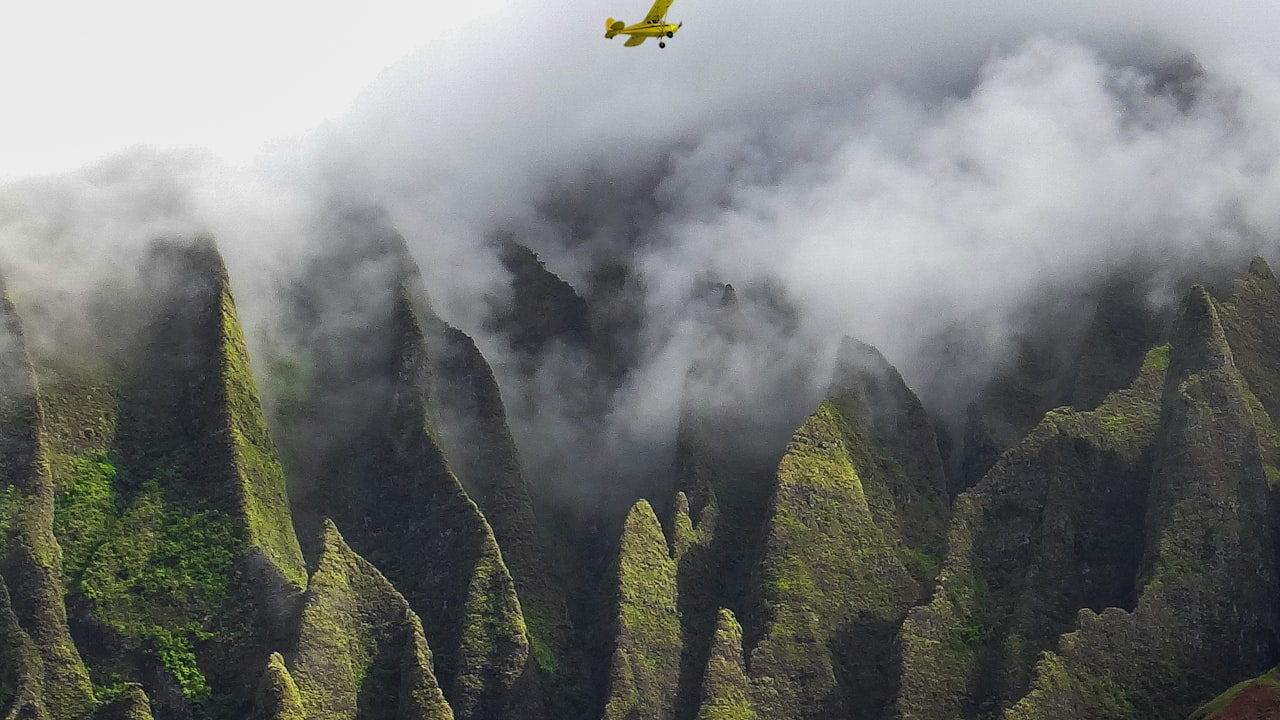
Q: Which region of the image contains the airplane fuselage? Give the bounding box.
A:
[607,20,680,39]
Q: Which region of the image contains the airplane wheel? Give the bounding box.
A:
[666,31,673,37]
[659,41,666,48]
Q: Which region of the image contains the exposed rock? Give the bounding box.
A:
[429,323,575,715]
[895,341,1167,719]
[486,241,592,375]
[959,337,1078,494]
[1071,280,1166,411]
[0,574,50,720]
[827,338,949,574]
[750,353,933,718]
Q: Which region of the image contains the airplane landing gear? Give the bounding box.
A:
[659,41,666,48]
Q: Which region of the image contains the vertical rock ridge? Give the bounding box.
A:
[0,283,95,720]
[602,500,681,720]
[1006,283,1279,719]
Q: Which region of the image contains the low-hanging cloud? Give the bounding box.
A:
[7,1,1280,505]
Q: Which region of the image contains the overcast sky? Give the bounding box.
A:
[4,0,1279,180]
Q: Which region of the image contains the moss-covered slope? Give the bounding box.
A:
[694,609,757,720]
[32,239,312,719]
[601,500,681,720]
[247,653,303,720]
[895,341,1168,719]
[747,338,952,720]
[0,281,96,720]
[288,520,452,720]
[1004,284,1279,720]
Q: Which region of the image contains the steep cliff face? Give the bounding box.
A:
[693,610,756,720]
[896,265,1280,720]
[246,654,303,720]
[92,685,155,720]
[1005,284,1280,720]
[486,241,592,375]
[896,342,1167,719]
[267,225,545,720]
[5,218,1280,720]
[0,281,96,720]
[429,324,574,713]
[58,240,308,718]
[738,337,947,720]
[0,239,315,720]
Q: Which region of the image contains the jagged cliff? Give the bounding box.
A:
[3,227,1280,720]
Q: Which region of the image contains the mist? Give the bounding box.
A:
[6,1,1280,505]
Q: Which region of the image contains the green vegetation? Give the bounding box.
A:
[751,397,923,720]
[904,546,941,582]
[603,500,681,720]
[452,531,531,719]
[290,520,453,720]
[696,609,757,720]
[1008,283,1279,719]
[147,628,210,703]
[949,576,992,652]
[218,287,307,589]
[523,601,559,675]
[249,653,305,720]
[897,335,1169,719]
[66,475,241,703]
[0,484,18,543]
[1006,648,1136,720]
[52,451,117,588]
[92,683,155,720]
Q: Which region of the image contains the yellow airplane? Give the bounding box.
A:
[605,0,681,48]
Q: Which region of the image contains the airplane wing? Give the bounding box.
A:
[644,0,674,23]
[625,34,647,46]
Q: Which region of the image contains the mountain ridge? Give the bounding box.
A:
[2,231,1279,720]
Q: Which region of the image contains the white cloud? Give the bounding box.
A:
[9,1,1280,494]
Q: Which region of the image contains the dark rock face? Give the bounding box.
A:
[486,241,593,375]
[268,227,540,720]
[1007,285,1279,720]
[898,270,1280,720]
[1070,280,1167,411]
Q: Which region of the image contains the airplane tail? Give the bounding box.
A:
[606,18,625,37]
